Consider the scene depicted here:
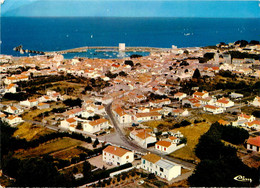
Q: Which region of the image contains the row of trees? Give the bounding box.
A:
[188,122,258,187]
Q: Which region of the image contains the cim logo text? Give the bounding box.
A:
[234,175,252,183]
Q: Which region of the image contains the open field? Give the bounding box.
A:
[169,122,210,161]
[14,137,84,159]
[22,108,52,120]
[52,147,82,160]
[13,122,54,141]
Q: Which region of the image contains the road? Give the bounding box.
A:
[105,102,195,170]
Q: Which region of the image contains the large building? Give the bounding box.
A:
[141,153,181,181]
[102,145,134,166]
[246,136,260,152]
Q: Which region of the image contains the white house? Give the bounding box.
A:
[192,91,209,99]
[102,145,134,166]
[246,120,260,130]
[5,84,17,93]
[20,99,39,108]
[135,112,162,122]
[113,107,132,124]
[166,136,180,144]
[173,92,187,101]
[238,113,255,122]
[149,98,171,107]
[246,136,260,152]
[4,105,23,115]
[37,102,50,110]
[155,141,177,154]
[251,96,260,107]
[203,105,225,114]
[83,118,110,133]
[141,153,181,181]
[130,129,157,148]
[5,115,24,126]
[172,108,189,117]
[216,97,234,108]
[60,117,78,132]
[38,95,52,103]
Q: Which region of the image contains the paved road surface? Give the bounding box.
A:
[105,102,196,170]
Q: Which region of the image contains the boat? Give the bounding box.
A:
[184,33,191,36]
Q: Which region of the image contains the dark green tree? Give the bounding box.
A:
[192,68,201,79]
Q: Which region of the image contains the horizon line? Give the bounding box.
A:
[2,16,260,19]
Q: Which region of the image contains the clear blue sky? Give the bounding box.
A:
[1,0,260,18]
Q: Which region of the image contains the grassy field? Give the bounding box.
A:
[169,122,210,161]
[14,137,84,159]
[22,108,52,120]
[52,147,82,160]
[13,122,54,141]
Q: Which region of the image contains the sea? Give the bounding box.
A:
[1,17,260,59]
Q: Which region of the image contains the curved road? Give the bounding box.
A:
[105,102,195,170]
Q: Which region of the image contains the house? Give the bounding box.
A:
[155,141,177,154]
[246,136,260,152]
[4,106,23,115]
[113,107,132,124]
[130,129,157,148]
[135,112,162,122]
[141,153,181,181]
[149,98,171,107]
[166,136,180,144]
[5,115,23,126]
[246,120,260,130]
[102,145,134,166]
[173,92,187,101]
[203,105,225,114]
[218,119,229,126]
[172,108,189,117]
[37,102,50,110]
[38,95,52,103]
[216,97,234,108]
[5,84,17,93]
[20,99,39,108]
[60,117,78,132]
[238,113,255,122]
[230,92,244,99]
[251,96,260,107]
[192,91,209,99]
[0,112,7,120]
[83,118,110,133]
[62,108,83,118]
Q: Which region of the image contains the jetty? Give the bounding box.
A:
[46,46,167,55]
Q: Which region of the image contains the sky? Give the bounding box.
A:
[1,0,260,18]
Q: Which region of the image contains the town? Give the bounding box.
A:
[0,40,260,187]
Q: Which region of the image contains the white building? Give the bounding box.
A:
[215,97,234,108]
[246,136,260,152]
[141,153,181,181]
[135,112,162,122]
[203,105,225,114]
[83,118,110,133]
[192,91,209,99]
[102,145,134,166]
[113,107,132,124]
[5,84,17,93]
[4,106,23,115]
[5,115,24,126]
[119,43,125,51]
[20,99,39,108]
[173,92,187,101]
[155,141,177,154]
[251,96,260,107]
[60,117,78,132]
[130,129,157,148]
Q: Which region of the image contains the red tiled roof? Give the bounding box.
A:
[156,140,172,147]
[103,145,130,157]
[247,136,260,147]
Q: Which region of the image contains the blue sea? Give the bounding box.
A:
[1,17,260,58]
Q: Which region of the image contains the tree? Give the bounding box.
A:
[130,54,142,59]
[119,71,128,77]
[124,60,134,67]
[192,68,201,79]
[93,138,99,148]
[83,161,93,180]
[76,123,83,130]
